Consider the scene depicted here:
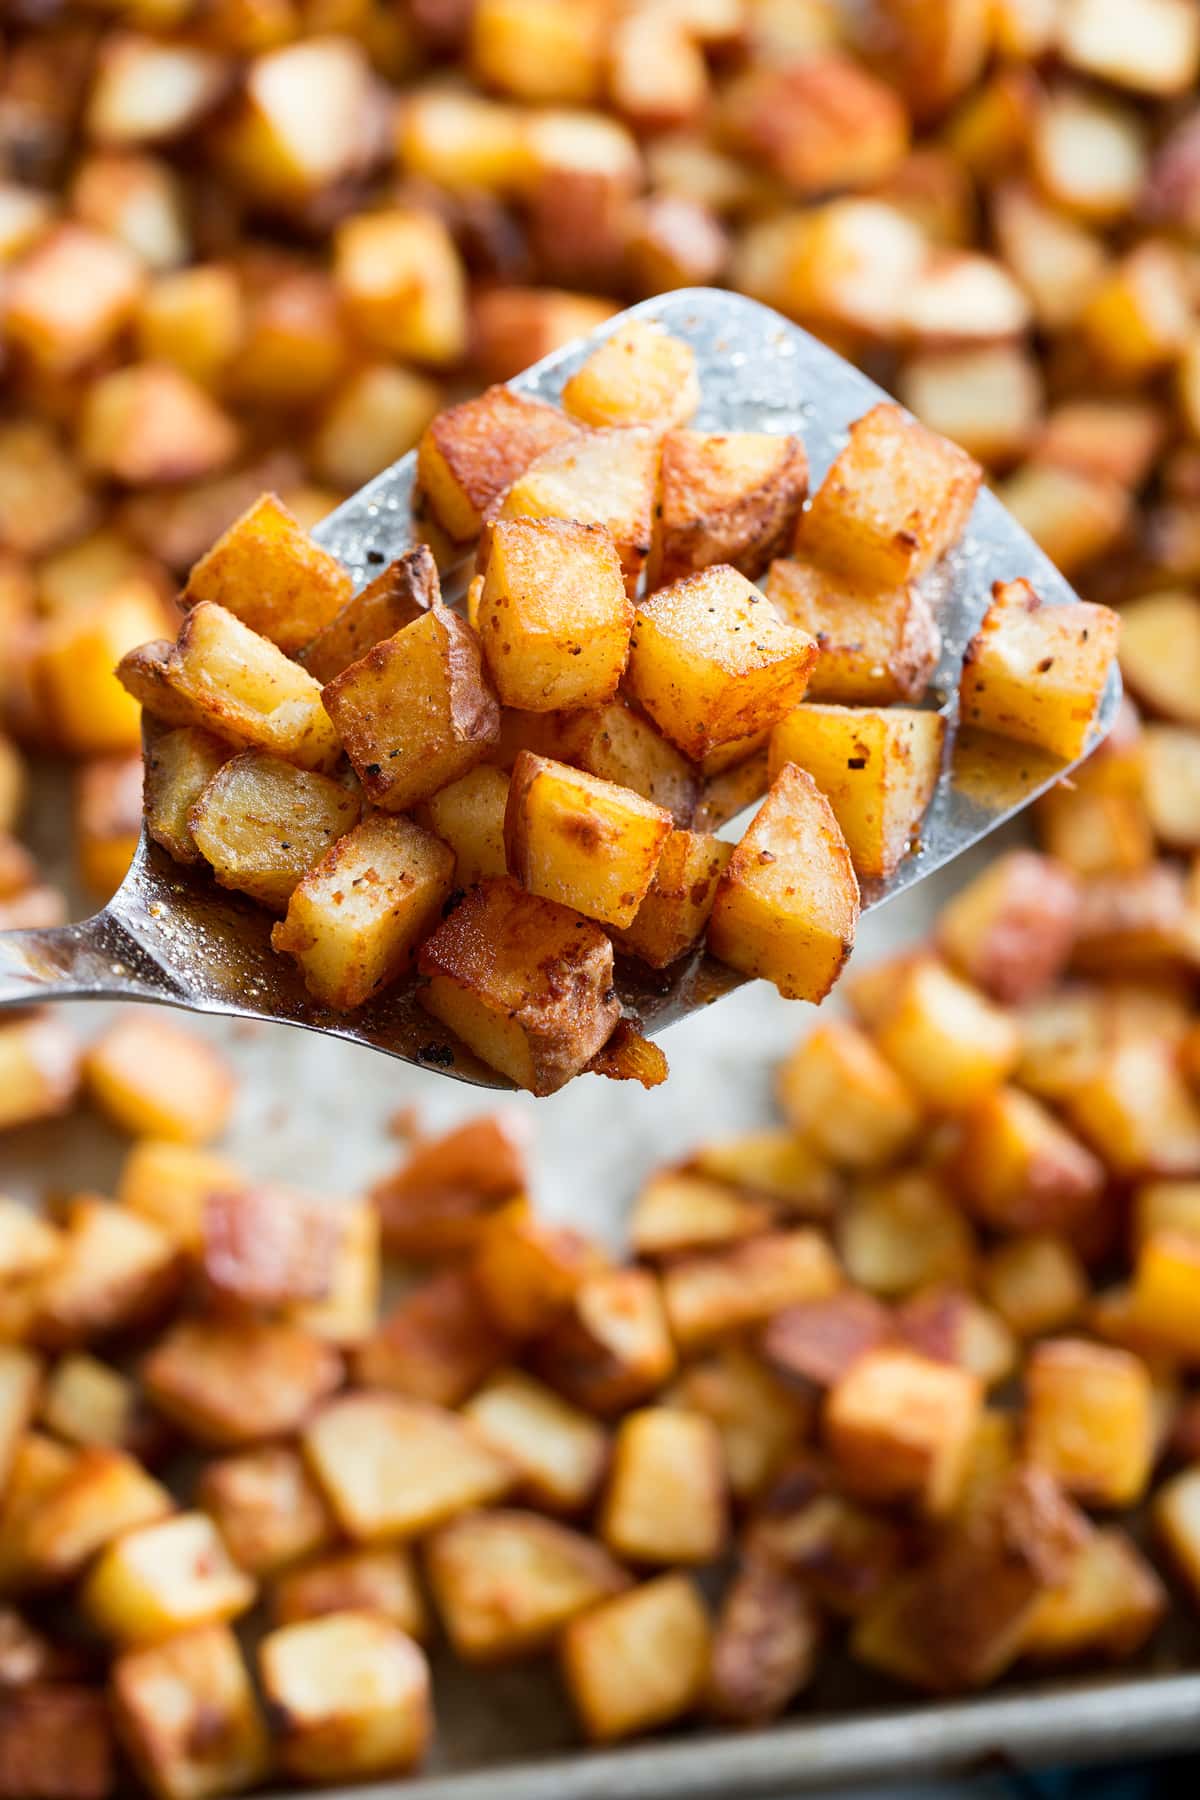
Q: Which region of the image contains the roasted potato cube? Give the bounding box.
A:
[747,1465,905,1619]
[472,0,607,101]
[997,458,1129,580]
[960,579,1120,762]
[472,288,620,384]
[354,1267,508,1408]
[302,1392,512,1541]
[686,1128,839,1215]
[769,703,944,882]
[117,1140,242,1255]
[533,1268,676,1414]
[1059,0,1199,95]
[1143,726,1200,849]
[554,700,699,828]
[414,766,510,888]
[426,1510,628,1664]
[610,830,732,968]
[1117,590,1200,729]
[34,1199,179,1349]
[270,1546,426,1638]
[720,51,908,190]
[504,753,671,930]
[259,1610,430,1783]
[322,607,499,812]
[79,364,239,488]
[491,427,660,597]
[418,877,621,1094]
[648,430,808,590]
[1066,1039,1200,1178]
[1080,240,1190,380]
[84,1015,233,1146]
[1136,1182,1200,1249]
[120,603,342,772]
[562,320,699,431]
[0,1685,114,1800]
[334,208,466,367]
[663,1228,841,1353]
[210,36,376,203]
[399,88,531,191]
[417,387,577,542]
[39,583,167,757]
[462,1369,606,1515]
[897,344,1042,468]
[142,1317,342,1449]
[560,1572,710,1743]
[707,764,860,1002]
[776,1020,920,1171]
[39,1355,140,1454]
[948,1086,1103,1235]
[143,727,228,868]
[936,850,1078,1004]
[625,565,817,762]
[0,1435,75,1592]
[838,1170,975,1298]
[477,518,633,713]
[705,1557,819,1726]
[112,1625,268,1800]
[371,1114,529,1260]
[1154,1464,1200,1607]
[22,1448,173,1586]
[665,1344,810,1503]
[827,1346,981,1517]
[982,1235,1089,1339]
[1023,1527,1166,1662]
[1025,1338,1153,1508]
[472,1201,601,1339]
[600,1408,726,1566]
[0,1349,42,1498]
[5,223,142,375]
[629,1171,771,1260]
[200,1184,335,1314]
[83,1511,254,1644]
[1128,1232,1200,1361]
[867,954,1021,1113]
[180,493,349,656]
[1031,84,1146,222]
[285,1199,378,1349]
[189,751,360,914]
[759,1291,893,1393]
[299,547,437,687]
[197,1446,332,1578]
[136,264,244,387]
[893,1287,1016,1391]
[798,403,980,586]
[766,559,940,707]
[308,364,440,495]
[271,813,453,1009]
[0,1203,60,1289]
[0,1016,80,1135]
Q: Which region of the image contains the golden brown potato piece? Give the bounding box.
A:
[116,1139,243,1255]
[353,1267,509,1408]
[759,1291,893,1392]
[826,1346,982,1517]
[299,546,437,685]
[271,813,454,1010]
[766,558,940,706]
[1024,1337,1154,1509]
[79,363,240,488]
[477,518,633,712]
[83,1511,256,1644]
[662,1229,842,1353]
[413,766,510,887]
[610,831,732,969]
[322,606,500,812]
[630,1171,770,1260]
[33,1198,180,1350]
[188,751,359,915]
[334,206,466,365]
[1023,1526,1166,1662]
[19,1444,171,1589]
[947,1086,1104,1234]
[259,1610,431,1783]
[40,1354,145,1458]
[141,1317,342,1448]
[0,1685,114,1800]
[286,1198,379,1349]
[561,320,699,430]
[533,1268,677,1414]
[861,954,1021,1113]
[648,429,808,590]
[370,1114,530,1260]
[489,426,660,596]
[776,1019,920,1170]
[665,1344,809,1504]
[112,1625,268,1800]
[5,222,142,375]
[196,1446,334,1577]
[1143,725,1200,849]
[1118,590,1200,728]
[560,1573,711,1743]
[897,343,1042,468]
[200,1185,336,1312]
[38,583,167,758]
[0,1015,81,1136]
[626,564,818,762]
[505,752,672,930]
[600,1408,727,1565]
[706,1557,820,1725]
[86,1014,234,1147]
[425,1509,629,1662]
[837,1170,975,1299]
[180,493,350,655]
[462,1369,608,1515]
[747,1463,905,1619]
[1059,0,1199,98]
[1154,1464,1200,1608]
[417,877,621,1094]
[960,579,1121,761]
[1066,1038,1200,1179]
[555,699,698,827]
[269,1546,427,1638]
[937,849,1079,1003]
[472,1202,602,1338]
[0,1349,45,1499]
[417,387,579,541]
[142,726,228,867]
[720,53,908,192]
[981,1233,1089,1339]
[708,764,860,1002]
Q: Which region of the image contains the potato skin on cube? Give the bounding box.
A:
[937,849,1079,1004]
[0,1684,114,1800]
[505,752,672,929]
[112,1625,269,1800]
[417,877,622,1095]
[648,429,809,589]
[959,578,1121,761]
[708,763,860,1002]
[141,1316,343,1448]
[769,704,945,881]
[798,402,982,586]
[478,517,633,712]
[611,830,732,968]
[300,545,438,686]
[561,319,699,430]
[143,725,228,866]
[766,559,941,706]
[322,605,500,812]
[418,386,579,540]
[181,492,351,655]
[272,813,454,1010]
[626,564,819,762]
[270,1545,427,1637]
[189,750,361,913]
[559,1572,712,1744]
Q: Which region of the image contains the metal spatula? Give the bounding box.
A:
[0,289,1122,1089]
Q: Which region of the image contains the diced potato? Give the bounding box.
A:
[1059,0,1199,96]
[948,1086,1103,1234]
[472,287,620,384]
[417,388,578,543]
[562,320,698,431]
[39,582,168,756]
[1025,1338,1154,1507]
[0,1434,75,1593]
[82,1509,255,1645]
[959,579,1120,762]
[259,1610,431,1782]
[688,1127,839,1216]
[708,765,859,1002]
[759,1290,893,1394]
[559,1573,711,1743]
[897,344,1042,467]
[1118,590,1200,728]
[143,727,228,867]
[1080,240,1190,380]
[371,1114,529,1260]
[39,1354,141,1453]
[354,1266,508,1408]
[0,1016,80,1135]
[463,1369,607,1514]
[937,850,1078,1003]
[627,192,729,294]
[766,559,940,707]
[200,1185,334,1313]
[79,363,239,488]
[1035,785,1153,881]
[414,766,510,888]
[610,831,731,968]
[1069,865,1190,977]
[1031,85,1147,222]
[179,493,350,655]
[472,1201,601,1339]
[426,1510,629,1662]
[776,1019,920,1171]
[271,813,453,1009]
[418,877,621,1094]
[0,1348,41,1500]
[647,429,808,590]
[142,1317,342,1448]
[113,1624,268,1800]
[666,1344,810,1503]
[120,602,342,772]
[719,52,908,191]
[270,1546,426,1638]
[285,1198,378,1348]
[34,1198,179,1350]
[982,1235,1089,1339]
[477,518,633,713]
[1128,1231,1200,1361]
[1154,1464,1200,1607]
[322,606,499,811]
[747,1461,905,1617]
[0,422,96,564]
[997,459,1129,579]
[189,750,360,913]
[555,700,698,827]
[299,547,437,687]
[137,263,244,387]
[22,1448,173,1586]
[625,565,817,763]
[893,1286,1016,1390]
[662,1229,841,1353]
[302,1392,513,1541]
[490,426,660,596]
[308,363,440,494]
[866,954,1021,1113]
[197,1446,332,1578]
[629,1171,771,1260]
[210,36,377,202]
[533,1268,676,1414]
[471,0,608,102]
[0,1685,114,1800]
[1136,1182,1200,1249]
[1143,726,1200,849]
[798,403,980,587]
[706,1558,820,1725]
[504,753,670,930]
[0,1202,61,1289]
[1066,1039,1200,1177]
[600,1408,726,1566]
[826,1346,982,1516]
[84,1015,234,1145]
[334,208,466,366]
[5,223,143,374]
[838,1170,975,1298]
[769,703,944,882]
[1023,1527,1166,1661]
[522,111,640,290]
[117,1139,242,1255]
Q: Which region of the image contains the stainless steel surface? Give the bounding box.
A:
[0,288,1122,1083]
